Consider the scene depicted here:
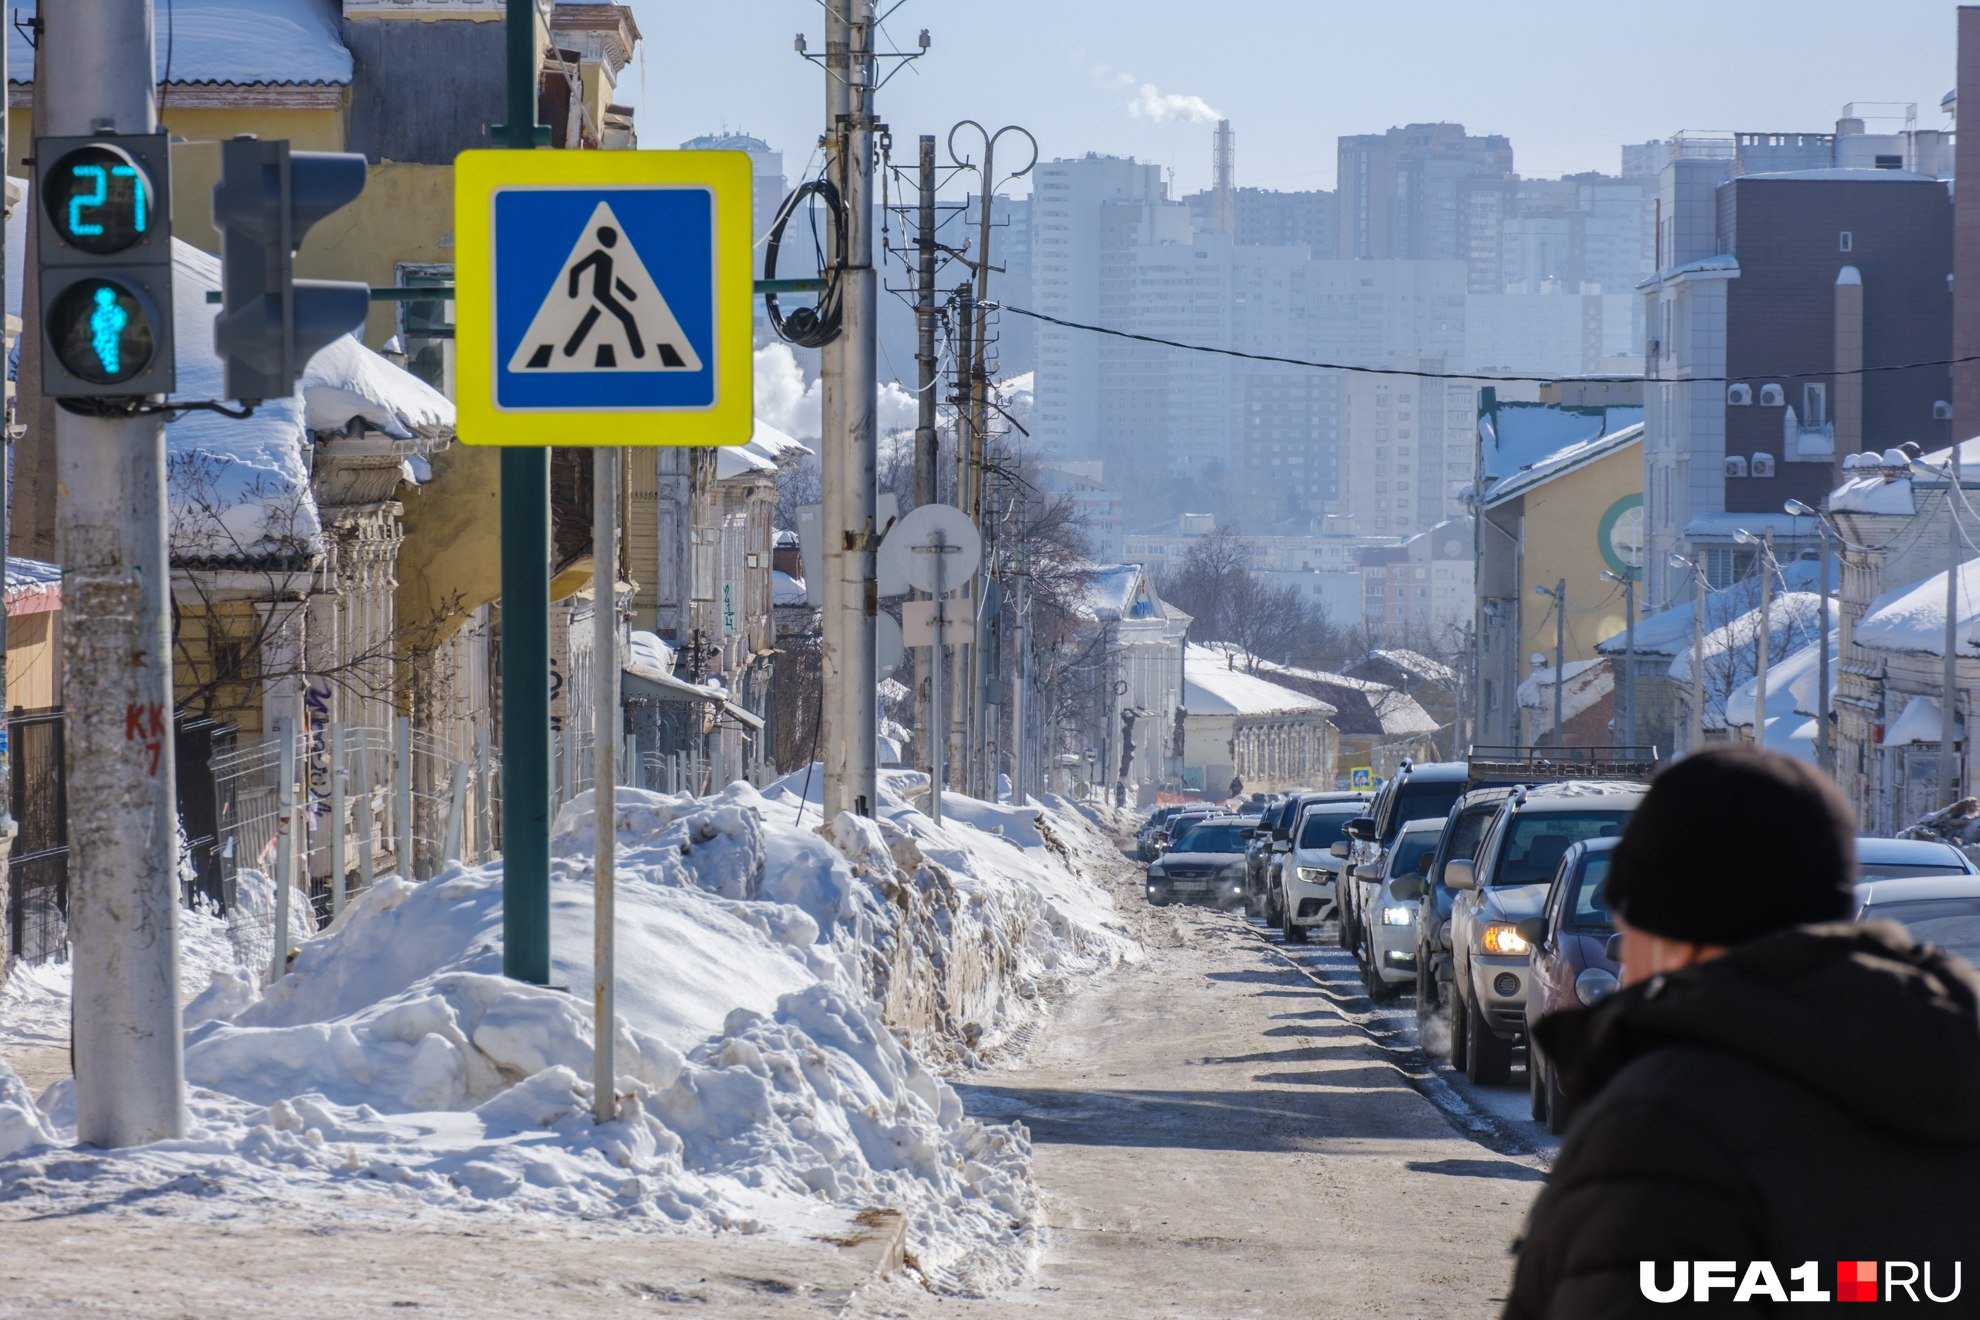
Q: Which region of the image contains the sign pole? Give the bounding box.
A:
[592,448,619,1122]
[929,533,947,826]
[498,0,551,985]
[50,0,186,1147]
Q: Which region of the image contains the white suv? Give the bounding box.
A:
[1274,795,1370,943]
[1445,782,1645,1086]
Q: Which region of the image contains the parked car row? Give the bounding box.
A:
[1132,773,1980,1139]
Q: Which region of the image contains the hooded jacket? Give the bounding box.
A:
[1505,921,1980,1318]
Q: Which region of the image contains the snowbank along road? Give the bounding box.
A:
[0,788,1544,1316]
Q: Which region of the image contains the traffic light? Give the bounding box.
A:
[34,133,175,399]
[211,137,370,403]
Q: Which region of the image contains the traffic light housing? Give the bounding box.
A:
[212,137,370,403]
[34,133,175,399]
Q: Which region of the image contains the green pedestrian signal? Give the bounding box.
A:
[33,134,175,400]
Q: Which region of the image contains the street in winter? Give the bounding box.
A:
[5,1,1980,1316]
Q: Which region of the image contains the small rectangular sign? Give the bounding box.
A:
[901,599,974,648]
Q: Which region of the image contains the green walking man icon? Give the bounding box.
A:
[89,284,128,377]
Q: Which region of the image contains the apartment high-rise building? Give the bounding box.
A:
[1183,187,1339,256]
[1030,155,1167,458]
[1336,122,1515,290]
[1642,122,1954,605]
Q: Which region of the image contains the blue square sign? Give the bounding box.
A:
[453,150,753,446]
[492,187,715,411]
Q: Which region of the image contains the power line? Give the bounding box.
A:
[996,303,1980,387]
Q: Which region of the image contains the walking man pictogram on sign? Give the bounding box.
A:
[562,226,644,364]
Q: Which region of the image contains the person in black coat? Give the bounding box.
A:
[1505,747,1980,1317]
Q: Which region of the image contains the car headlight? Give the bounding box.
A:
[1480,922,1531,956]
[1296,866,1327,882]
[1381,905,1414,926]
[1574,967,1619,1006]
[1437,919,1453,950]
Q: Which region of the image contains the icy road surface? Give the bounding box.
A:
[853,865,1545,1318]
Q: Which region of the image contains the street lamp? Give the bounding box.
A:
[1784,499,1834,775]
[1601,568,1637,747]
[1669,553,1707,753]
[1533,579,1567,750]
[1732,528,1777,750]
[1908,451,1966,807]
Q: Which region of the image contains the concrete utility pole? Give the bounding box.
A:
[1944,449,1963,805]
[1604,569,1636,747]
[950,280,973,788]
[1786,498,1835,775]
[818,0,879,819]
[1553,578,1566,749]
[0,0,16,989]
[912,133,938,789]
[1692,568,1707,753]
[50,0,187,1146]
[1755,533,1772,748]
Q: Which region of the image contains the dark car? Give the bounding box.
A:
[1146,815,1256,909]
[1137,806,1186,861]
[1341,761,1470,956]
[1516,836,1620,1133]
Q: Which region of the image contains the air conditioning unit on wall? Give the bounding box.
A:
[1725,455,1749,478]
[1727,383,1752,405]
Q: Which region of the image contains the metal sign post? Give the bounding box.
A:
[592,449,619,1123]
[885,505,983,826]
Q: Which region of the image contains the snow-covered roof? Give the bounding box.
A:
[1683,511,1806,541]
[1829,436,1980,516]
[772,570,808,607]
[5,558,59,616]
[1478,402,1643,489]
[8,0,353,88]
[1855,556,1980,657]
[1725,639,1836,730]
[715,421,812,482]
[1185,645,1335,719]
[1350,648,1460,689]
[6,179,450,561]
[1516,658,1611,725]
[1241,655,1437,736]
[1638,253,1741,289]
[1480,422,1643,508]
[1887,694,1946,747]
[1667,592,1834,730]
[1598,557,1828,657]
[1078,563,1166,623]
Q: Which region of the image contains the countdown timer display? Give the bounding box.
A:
[42,144,155,255]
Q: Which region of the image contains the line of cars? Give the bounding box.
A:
[1134,764,1980,1136]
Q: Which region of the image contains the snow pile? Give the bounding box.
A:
[1899,799,1980,854]
[0,779,1136,1294]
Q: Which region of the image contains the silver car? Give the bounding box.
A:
[1353,817,1442,1001]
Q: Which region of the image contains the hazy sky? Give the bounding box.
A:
[619,0,1957,198]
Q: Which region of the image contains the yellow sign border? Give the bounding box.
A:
[453,149,753,447]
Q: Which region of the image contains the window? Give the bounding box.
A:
[1803,383,1828,427]
[1839,231,1853,253]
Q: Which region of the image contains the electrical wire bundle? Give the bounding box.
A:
[764,178,845,349]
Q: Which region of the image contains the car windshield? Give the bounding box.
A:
[1491,812,1630,886]
[1394,785,1463,839]
[1565,854,1613,930]
[1298,808,1360,849]
[1859,862,1972,883]
[1174,822,1249,853]
[1387,831,1440,880]
[1863,897,1980,963]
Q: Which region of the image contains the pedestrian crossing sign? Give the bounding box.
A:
[453,150,753,446]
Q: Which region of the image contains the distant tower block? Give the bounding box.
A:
[1212,119,1237,236]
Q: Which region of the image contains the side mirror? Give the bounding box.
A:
[1329,841,1351,859]
[1514,917,1547,948]
[1604,932,1624,964]
[1344,816,1376,841]
[1389,876,1423,901]
[1445,858,1477,891]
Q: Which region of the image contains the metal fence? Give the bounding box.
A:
[4,710,68,964]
